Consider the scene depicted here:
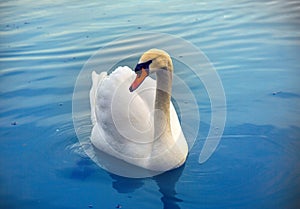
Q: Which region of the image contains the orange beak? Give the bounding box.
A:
[129,68,149,92]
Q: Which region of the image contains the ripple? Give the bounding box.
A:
[1,0,300,208]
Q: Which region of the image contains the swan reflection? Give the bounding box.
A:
[110,164,185,209]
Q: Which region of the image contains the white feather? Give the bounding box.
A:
[90,66,188,171]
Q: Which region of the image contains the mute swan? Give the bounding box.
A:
[90,49,188,172]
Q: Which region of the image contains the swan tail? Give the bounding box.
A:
[90,71,107,125]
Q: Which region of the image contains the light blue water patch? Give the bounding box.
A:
[1,0,300,209]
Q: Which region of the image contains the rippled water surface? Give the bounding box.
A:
[1,0,300,209]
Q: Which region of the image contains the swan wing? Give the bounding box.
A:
[90,66,187,171]
[90,67,156,163]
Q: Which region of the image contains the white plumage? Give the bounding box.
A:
[90,49,188,172]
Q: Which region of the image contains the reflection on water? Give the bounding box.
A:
[109,173,144,193]
[57,157,98,181]
[1,0,300,208]
[153,165,185,209]
[110,164,185,209]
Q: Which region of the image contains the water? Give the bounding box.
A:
[1,0,300,208]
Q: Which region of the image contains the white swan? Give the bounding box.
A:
[90,49,188,172]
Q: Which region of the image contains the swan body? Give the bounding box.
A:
[90,49,188,172]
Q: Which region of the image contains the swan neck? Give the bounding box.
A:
[155,69,172,110]
[154,68,173,138]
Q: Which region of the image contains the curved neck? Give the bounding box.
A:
[154,68,173,140]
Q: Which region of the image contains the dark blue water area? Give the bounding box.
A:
[1,1,300,209]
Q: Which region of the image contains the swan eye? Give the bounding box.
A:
[134,60,152,74]
[136,69,143,77]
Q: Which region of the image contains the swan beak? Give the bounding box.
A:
[129,68,149,92]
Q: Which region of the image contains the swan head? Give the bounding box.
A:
[129,49,172,92]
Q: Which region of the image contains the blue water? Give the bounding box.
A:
[1,0,300,209]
